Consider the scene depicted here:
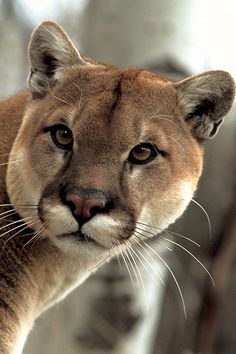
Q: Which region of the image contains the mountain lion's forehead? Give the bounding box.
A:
[52,66,175,128]
[56,65,172,105]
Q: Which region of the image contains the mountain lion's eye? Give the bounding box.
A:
[128,143,158,164]
[51,125,74,150]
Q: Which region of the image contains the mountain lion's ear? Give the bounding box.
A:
[175,71,235,140]
[28,21,87,98]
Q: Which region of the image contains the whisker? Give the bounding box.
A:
[0,153,10,156]
[148,114,181,130]
[88,252,111,272]
[126,242,149,314]
[0,160,21,167]
[133,234,166,284]
[136,221,200,247]
[0,203,38,208]
[72,82,83,110]
[0,217,33,233]
[129,238,165,286]
[2,220,37,251]
[0,209,19,221]
[134,229,173,252]
[0,153,16,158]
[165,134,184,151]
[0,217,34,239]
[25,223,48,251]
[191,198,212,239]
[136,224,200,247]
[135,236,187,318]
[113,243,123,271]
[115,240,136,291]
[162,237,214,285]
[124,245,140,288]
[48,84,73,107]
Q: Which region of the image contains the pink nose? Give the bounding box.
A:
[65,194,105,224]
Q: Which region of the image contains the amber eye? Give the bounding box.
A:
[128,143,158,165]
[50,124,74,150]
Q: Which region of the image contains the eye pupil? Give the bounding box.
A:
[128,143,158,165]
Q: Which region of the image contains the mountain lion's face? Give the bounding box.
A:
[6,22,235,255]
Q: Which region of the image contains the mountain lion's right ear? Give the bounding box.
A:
[28,21,87,98]
[175,71,235,140]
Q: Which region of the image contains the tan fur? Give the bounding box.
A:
[0,21,234,353]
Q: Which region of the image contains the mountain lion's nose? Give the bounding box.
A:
[65,193,106,225]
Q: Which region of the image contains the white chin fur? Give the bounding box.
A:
[82,215,121,249]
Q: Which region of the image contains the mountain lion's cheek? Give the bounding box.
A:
[137,180,195,233]
[6,147,43,227]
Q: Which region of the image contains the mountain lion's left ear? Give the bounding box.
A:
[28,21,88,98]
[174,71,235,140]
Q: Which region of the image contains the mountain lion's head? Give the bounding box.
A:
[7,21,235,257]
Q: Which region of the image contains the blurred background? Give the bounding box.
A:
[1,0,236,353]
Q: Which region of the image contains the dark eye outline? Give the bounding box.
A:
[128,143,159,165]
[49,124,74,150]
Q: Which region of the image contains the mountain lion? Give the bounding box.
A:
[0,21,234,354]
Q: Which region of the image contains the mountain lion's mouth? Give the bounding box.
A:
[58,230,105,248]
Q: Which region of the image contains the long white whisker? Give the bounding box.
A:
[124,246,140,287]
[123,244,140,288]
[129,241,164,287]
[166,135,184,151]
[48,84,73,107]
[0,160,21,167]
[191,198,212,239]
[162,237,215,286]
[0,153,14,157]
[0,217,33,233]
[126,242,149,314]
[134,229,172,252]
[27,223,49,251]
[136,225,200,247]
[137,238,187,318]
[0,209,19,221]
[0,204,38,209]
[136,222,200,247]
[133,234,166,285]
[148,115,181,130]
[2,220,37,251]
[115,241,136,291]
[72,82,83,111]
[0,217,34,238]
[113,243,123,271]
[88,253,111,272]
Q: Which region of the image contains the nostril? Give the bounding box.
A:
[64,192,107,224]
[90,204,104,217]
[66,200,76,214]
